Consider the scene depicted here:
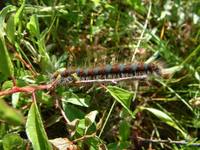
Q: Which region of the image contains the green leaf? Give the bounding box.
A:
[0,38,14,77]
[26,15,40,38]
[91,0,101,7]
[62,103,85,122]
[106,86,135,118]
[85,110,98,127]
[26,101,52,150]
[1,80,13,90]
[62,92,90,107]
[0,5,15,36]
[76,119,86,136]
[36,91,53,107]
[0,99,25,125]
[0,6,15,77]
[14,0,25,26]
[0,123,8,139]
[119,120,130,141]
[2,133,26,150]
[6,14,15,44]
[76,115,97,136]
[141,107,187,138]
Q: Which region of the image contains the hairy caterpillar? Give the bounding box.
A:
[52,63,160,85]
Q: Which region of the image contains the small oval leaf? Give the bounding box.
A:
[141,107,187,138]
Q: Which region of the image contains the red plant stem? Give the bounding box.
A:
[0,83,53,97]
[32,92,36,103]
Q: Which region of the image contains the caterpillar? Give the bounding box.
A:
[52,62,161,85]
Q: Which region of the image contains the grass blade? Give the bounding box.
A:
[141,107,187,138]
[0,6,14,77]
